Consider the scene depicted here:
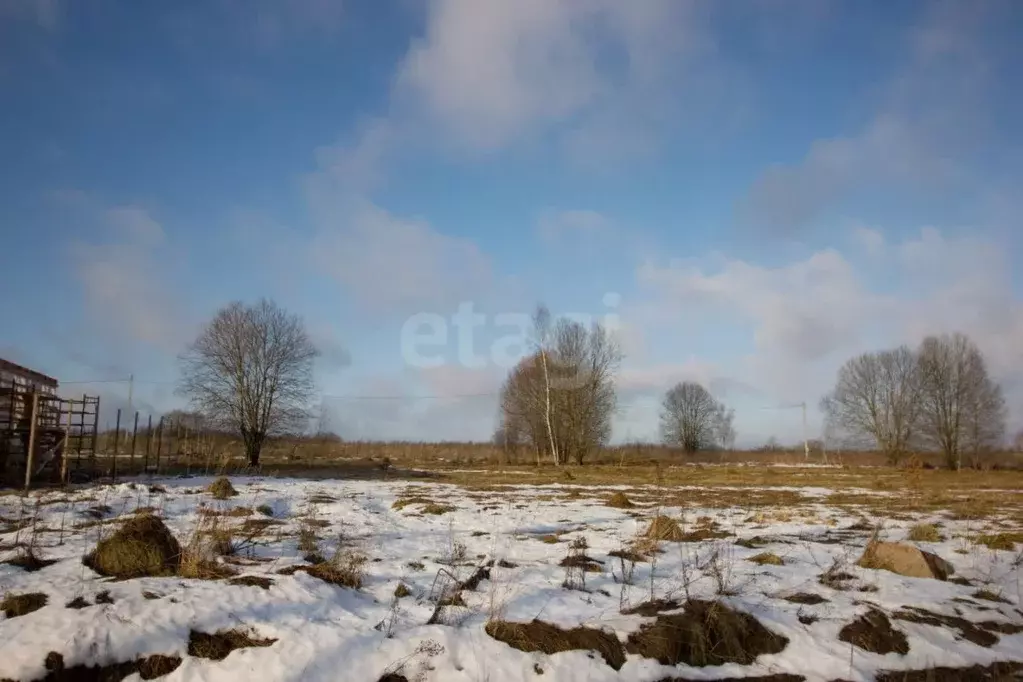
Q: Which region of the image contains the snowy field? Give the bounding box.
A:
[2,473,1023,682]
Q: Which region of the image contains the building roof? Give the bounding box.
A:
[0,358,59,388]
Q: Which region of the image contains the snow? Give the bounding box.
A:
[1,475,1022,682]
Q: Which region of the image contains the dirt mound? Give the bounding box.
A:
[644,516,685,542]
[84,514,181,579]
[857,541,953,580]
[625,599,788,667]
[207,477,238,499]
[1,592,47,618]
[606,492,636,509]
[187,629,277,661]
[837,608,909,655]
[875,661,1023,682]
[485,620,626,670]
[30,651,182,681]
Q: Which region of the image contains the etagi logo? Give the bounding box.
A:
[399,294,622,370]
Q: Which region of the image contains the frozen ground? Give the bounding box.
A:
[1,474,1022,682]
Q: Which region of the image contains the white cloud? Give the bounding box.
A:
[394,0,713,157]
[310,200,493,312]
[70,205,190,354]
[536,209,611,243]
[744,3,996,232]
[636,227,1023,433]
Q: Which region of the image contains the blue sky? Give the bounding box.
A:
[2,0,1021,445]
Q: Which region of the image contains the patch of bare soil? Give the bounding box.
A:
[2,551,57,572]
[875,661,1023,682]
[228,575,274,589]
[837,609,909,655]
[891,606,1016,648]
[559,554,603,572]
[656,676,804,682]
[187,629,277,661]
[622,599,682,616]
[783,593,828,605]
[20,651,181,682]
[485,620,626,670]
[1,591,47,618]
[625,600,788,667]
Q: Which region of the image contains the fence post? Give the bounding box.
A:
[130,411,139,476]
[145,414,152,473]
[24,391,39,492]
[112,408,121,481]
[155,416,163,475]
[60,400,71,485]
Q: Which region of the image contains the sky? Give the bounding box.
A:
[1,0,1021,447]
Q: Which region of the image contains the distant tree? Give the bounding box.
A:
[660,382,734,453]
[916,333,1006,470]
[1014,430,1023,453]
[499,311,621,465]
[179,299,318,467]
[820,346,921,464]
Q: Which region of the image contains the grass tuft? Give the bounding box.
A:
[974,533,1023,551]
[748,552,784,566]
[207,477,238,500]
[907,524,943,542]
[606,492,635,509]
[486,620,625,671]
[643,515,685,542]
[187,629,277,661]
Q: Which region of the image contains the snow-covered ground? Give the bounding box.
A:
[1,475,1022,682]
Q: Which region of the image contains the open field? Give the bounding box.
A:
[2,467,1023,682]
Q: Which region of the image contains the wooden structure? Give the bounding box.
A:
[0,358,100,488]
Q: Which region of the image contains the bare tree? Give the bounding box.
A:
[660,382,734,453]
[499,314,621,464]
[532,305,558,466]
[179,299,318,467]
[917,333,1005,470]
[820,346,921,464]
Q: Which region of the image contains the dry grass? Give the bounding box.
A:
[907,523,943,542]
[644,516,685,542]
[974,533,1023,551]
[207,477,238,500]
[748,552,784,566]
[606,492,635,509]
[1,591,47,618]
[187,629,277,661]
[838,608,909,655]
[303,549,367,589]
[624,600,789,667]
[84,514,181,579]
[421,503,456,515]
[485,620,625,670]
[394,583,412,598]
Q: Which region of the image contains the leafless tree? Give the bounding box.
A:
[499,313,621,464]
[917,333,1006,470]
[660,382,734,453]
[179,299,318,467]
[820,346,921,464]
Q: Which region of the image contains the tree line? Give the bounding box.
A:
[174,299,1015,468]
[821,332,1007,469]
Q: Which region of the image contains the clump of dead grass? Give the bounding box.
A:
[974,533,1023,551]
[748,552,784,566]
[84,514,180,579]
[1,591,47,618]
[303,549,367,589]
[394,583,412,598]
[421,503,456,515]
[907,524,943,542]
[837,608,909,655]
[485,620,625,670]
[643,515,685,542]
[207,477,238,500]
[624,599,788,666]
[606,492,635,509]
[187,629,277,661]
